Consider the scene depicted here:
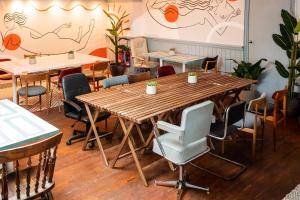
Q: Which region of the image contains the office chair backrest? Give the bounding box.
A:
[180,101,214,145]
[58,67,82,88]
[102,75,129,89]
[158,65,176,77]
[62,73,91,112]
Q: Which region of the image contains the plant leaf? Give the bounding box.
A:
[275,60,289,78]
[273,34,290,50]
[294,21,300,33]
[280,24,293,48]
[281,9,297,34]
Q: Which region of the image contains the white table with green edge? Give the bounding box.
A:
[0,99,60,151]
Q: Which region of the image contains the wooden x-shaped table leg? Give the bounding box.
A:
[110,117,148,186]
[84,104,109,167]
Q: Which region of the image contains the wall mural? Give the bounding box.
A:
[0,1,107,58]
[146,0,241,35]
[1,12,95,55]
[117,0,244,46]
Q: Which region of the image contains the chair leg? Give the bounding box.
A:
[252,132,256,161]
[273,127,277,152]
[261,122,265,152]
[190,152,247,181]
[39,95,42,111]
[155,165,209,200]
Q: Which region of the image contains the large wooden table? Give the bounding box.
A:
[77,72,255,186]
[0,53,108,103]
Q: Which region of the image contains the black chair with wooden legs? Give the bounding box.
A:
[62,73,113,146]
[191,101,247,181]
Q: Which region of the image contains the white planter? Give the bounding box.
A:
[188,75,197,84]
[68,53,75,59]
[146,85,157,95]
[169,50,175,55]
[29,57,36,65]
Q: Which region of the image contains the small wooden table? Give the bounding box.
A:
[0,53,108,103]
[0,99,60,150]
[77,72,255,186]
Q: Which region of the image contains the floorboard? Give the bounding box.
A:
[34,108,300,200]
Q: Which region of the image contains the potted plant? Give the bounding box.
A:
[68,50,75,59]
[169,48,176,55]
[272,9,300,116]
[231,58,267,102]
[103,10,130,76]
[231,59,267,80]
[188,72,197,84]
[146,81,157,95]
[29,55,36,65]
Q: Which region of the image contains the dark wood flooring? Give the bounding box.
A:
[35,108,300,200]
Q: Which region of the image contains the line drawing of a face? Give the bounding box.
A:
[146,0,241,35]
[1,12,95,55]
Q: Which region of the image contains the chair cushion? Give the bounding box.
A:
[234,111,261,128]
[17,86,47,97]
[153,132,208,165]
[210,121,238,138]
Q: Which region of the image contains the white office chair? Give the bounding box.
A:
[130,37,159,70]
[152,101,214,199]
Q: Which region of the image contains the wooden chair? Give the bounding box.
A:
[265,89,287,151]
[238,93,267,160]
[18,71,52,113]
[202,56,218,73]
[0,133,62,200]
[84,62,109,91]
[0,59,12,80]
[128,71,151,84]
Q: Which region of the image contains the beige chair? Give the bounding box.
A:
[130,37,159,70]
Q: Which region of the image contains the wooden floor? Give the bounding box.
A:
[35,108,300,200]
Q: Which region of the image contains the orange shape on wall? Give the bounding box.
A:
[164,5,179,23]
[3,34,21,51]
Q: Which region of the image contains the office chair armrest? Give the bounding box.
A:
[132,56,145,61]
[62,100,82,113]
[157,121,184,135]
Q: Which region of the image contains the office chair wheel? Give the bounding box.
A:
[88,141,95,149]
[66,140,72,145]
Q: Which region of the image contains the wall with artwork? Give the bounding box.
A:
[114,0,245,47]
[0,0,108,59]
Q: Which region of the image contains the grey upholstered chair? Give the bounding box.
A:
[152,101,214,199]
[102,75,129,89]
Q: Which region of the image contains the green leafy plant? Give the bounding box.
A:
[231,59,267,80]
[103,10,130,65]
[272,9,300,98]
[188,72,197,76]
[147,81,157,87]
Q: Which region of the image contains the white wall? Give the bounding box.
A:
[249,0,291,101]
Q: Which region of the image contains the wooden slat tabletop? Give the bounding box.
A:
[77,72,255,124]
